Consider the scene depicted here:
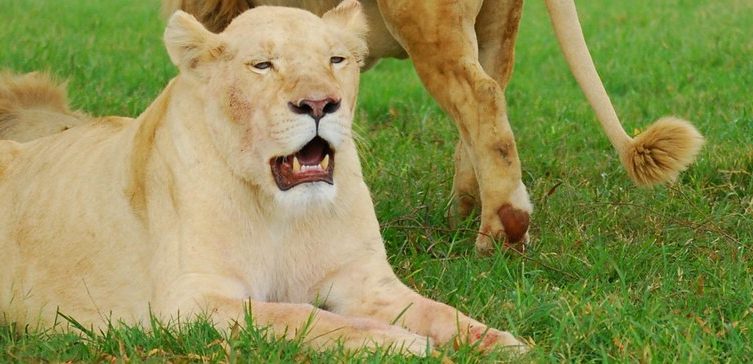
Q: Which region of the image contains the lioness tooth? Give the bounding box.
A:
[293,156,301,172]
[321,154,330,170]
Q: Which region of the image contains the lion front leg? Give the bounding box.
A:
[318,259,527,354]
[152,275,431,355]
[211,298,432,355]
[377,0,532,254]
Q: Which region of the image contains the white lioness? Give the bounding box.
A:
[0,2,525,355]
[167,0,706,253]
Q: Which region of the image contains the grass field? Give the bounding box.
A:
[2,0,752,362]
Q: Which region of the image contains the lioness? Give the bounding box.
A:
[0,2,525,355]
[167,0,705,253]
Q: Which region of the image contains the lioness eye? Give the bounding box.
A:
[252,61,272,70]
[330,56,345,64]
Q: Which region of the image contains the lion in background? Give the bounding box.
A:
[165,0,705,253]
[0,2,526,355]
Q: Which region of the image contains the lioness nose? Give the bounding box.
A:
[288,98,341,125]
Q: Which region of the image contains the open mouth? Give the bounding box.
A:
[270,136,335,191]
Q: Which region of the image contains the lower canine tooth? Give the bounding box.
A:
[321,154,330,170]
[293,156,301,172]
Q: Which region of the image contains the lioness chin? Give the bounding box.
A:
[0,1,526,356]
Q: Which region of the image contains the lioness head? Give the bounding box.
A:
[164,2,367,207]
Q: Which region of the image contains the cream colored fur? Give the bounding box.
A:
[0,2,526,355]
[0,72,86,142]
[165,0,705,254]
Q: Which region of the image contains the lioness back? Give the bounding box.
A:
[0,113,152,326]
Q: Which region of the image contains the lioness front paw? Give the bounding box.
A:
[370,326,433,356]
[342,318,432,356]
[457,326,528,355]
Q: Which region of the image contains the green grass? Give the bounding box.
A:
[2,0,752,362]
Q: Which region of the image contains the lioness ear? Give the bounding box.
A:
[164,10,227,72]
[323,0,369,65]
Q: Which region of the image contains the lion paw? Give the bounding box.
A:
[472,180,532,255]
[475,203,530,256]
[354,322,433,356]
[377,328,433,356]
[460,326,528,354]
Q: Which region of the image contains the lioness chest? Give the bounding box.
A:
[196,218,380,305]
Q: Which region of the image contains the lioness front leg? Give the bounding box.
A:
[154,277,431,355]
[318,259,527,353]
[378,0,532,254]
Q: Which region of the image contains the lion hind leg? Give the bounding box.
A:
[449,140,480,226]
[0,71,86,142]
[377,1,532,254]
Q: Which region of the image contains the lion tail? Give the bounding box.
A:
[544,0,704,185]
[0,71,86,142]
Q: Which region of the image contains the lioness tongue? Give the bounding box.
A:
[296,140,325,165]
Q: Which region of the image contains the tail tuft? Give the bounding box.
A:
[620,117,704,186]
[0,72,71,114]
[0,71,84,142]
